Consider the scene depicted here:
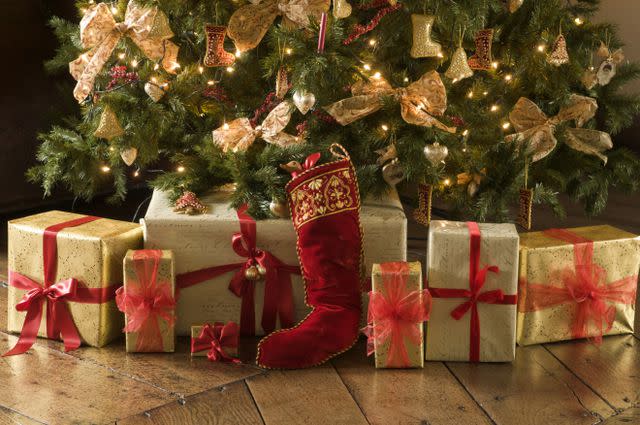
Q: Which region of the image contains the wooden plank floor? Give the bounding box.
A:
[0,191,639,424]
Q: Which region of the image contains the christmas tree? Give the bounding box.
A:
[30,0,640,221]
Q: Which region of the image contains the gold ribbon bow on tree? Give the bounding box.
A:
[324,70,457,133]
[506,95,613,164]
[69,1,179,102]
[228,0,330,52]
[212,101,303,152]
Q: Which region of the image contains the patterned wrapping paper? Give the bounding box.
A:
[142,188,407,336]
[121,250,176,353]
[517,225,640,346]
[7,211,143,347]
[426,221,519,362]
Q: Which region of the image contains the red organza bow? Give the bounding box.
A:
[4,216,119,357]
[520,228,637,344]
[429,222,517,362]
[290,152,321,178]
[115,250,176,352]
[363,262,432,367]
[191,322,241,363]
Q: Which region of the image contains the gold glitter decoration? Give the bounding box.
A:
[468,29,494,70]
[445,46,474,81]
[332,0,352,19]
[275,66,289,99]
[94,106,124,140]
[517,187,533,230]
[410,14,442,58]
[547,34,569,67]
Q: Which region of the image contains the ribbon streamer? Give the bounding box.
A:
[506,95,613,163]
[519,228,637,344]
[191,322,241,363]
[115,250,176,352]
[324,70,456,133]
[176,206,300,336]
[69,1,179,102]
[212,101,303,153]
[429,222,517,362]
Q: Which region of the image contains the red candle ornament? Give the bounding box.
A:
[317,12,328,53]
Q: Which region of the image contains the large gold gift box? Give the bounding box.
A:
[517,225,640,346]
[7,211,143,347]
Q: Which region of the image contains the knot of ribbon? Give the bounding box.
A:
[115,250,176,352]
[429,222,517,362]
[228,0,330,52]
[4,216,119,357]
[520,228,637,344]
[280,152,322,178]
[363,263,431,367]
[506,95,613,163]
[324,70,457,133]
[69,1,179,102]
[191,322,241,363]
[212,101,303,153]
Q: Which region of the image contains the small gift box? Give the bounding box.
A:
[5,211,143,356]
[364,262,431,368]
[426,221,519,362]
[116,250,176,353]
[518,226,640,345]
[191,322,240,363]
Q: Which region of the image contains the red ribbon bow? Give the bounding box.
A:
[4,216,119,356]
[191,322,241,363]
[290,152,321,178]
[429,222,517,362]
[363,262,431,367]
[520,228,637,344]
[177,206,300,336]
[115,250,176,352]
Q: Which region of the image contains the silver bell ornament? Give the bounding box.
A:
[445,46,474,82]
[245,265,261,281]
[410,14,442,58]
[292,91,316,115]
[382,158,405,186]
[423,142,449,166]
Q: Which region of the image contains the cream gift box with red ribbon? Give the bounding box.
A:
[426,221,519,362]
[517,226,639,346]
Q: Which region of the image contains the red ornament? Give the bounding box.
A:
[106,65,139,90]
[204,25,236,68]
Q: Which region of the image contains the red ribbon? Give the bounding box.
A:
[176,205,300,336]
[191,322,241,363]
[4,216,119,356]
[363,262,431,367]
[290,152,321,178]
[429,222,517,362]
[115,250,176,352]
[519,228,637,344]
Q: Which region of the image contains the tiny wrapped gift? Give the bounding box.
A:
[517,226,640,345]
[191,322,240,363]
[426,221,519,362]
[117,249,176,353]
[5,211,143,355]
[364,262,431,368]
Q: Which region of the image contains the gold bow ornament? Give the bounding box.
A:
[228,0,330,52]
[506,95,613,164]
[69,1,179,102]
[212,101,303,152]
[324,70,457,133]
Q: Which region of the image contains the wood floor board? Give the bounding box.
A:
[599,407,640,424]
[0,405,44,425]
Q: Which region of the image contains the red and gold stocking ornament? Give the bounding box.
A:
[257,145,363,368]
[468,29,494,70]
[204,25,236,68]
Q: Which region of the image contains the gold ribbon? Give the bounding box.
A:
[506,95,613,164]
[228,0,330,52]
[324,70,457,133]
[212,101,302,152]
[69,1,179,102]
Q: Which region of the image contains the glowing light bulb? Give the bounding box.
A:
[285,48,293,55]
[118,53,126,60]
[363,64,371,71]
[404,77,409,82]
[491,61,499,69]
[111,5,118,14]
[443,178,451,186]
[131,59,138,68]
[177,165,185,173]
[372,72,382,79]
[504,74,513,82]
[574,17,583,26]
[436,52,444,58]
[483,91,489,96]
[223,123,230,130]
[101,165,111,173]
[502,122,511,130]
[537,44,546,53]
[369,39,377,46]
[467,91,474,99]
[462,129,470,137]
[153,63,160,70]
[235,49,242,58]
[462,147,467,153]
[198,66,204,74]
[381,124,389,131]
[226,66,234,73]
[109,146,115,152]
[133,170,140,177]
[452,78,459,84]
[207,80,215,85]
[490,104,499,112]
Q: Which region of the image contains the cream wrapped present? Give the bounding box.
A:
[6,211,143,355]
[426,221,519,362]
[517,226,640,346]
[142,188,407,336]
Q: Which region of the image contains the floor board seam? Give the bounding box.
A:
[241,379,267,425]
[442,362,498,425]
[0,404,48,425]
[330,361,372,425]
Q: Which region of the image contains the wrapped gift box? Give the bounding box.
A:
[518,226,640,346]
[426,221,519,362]
[120,250,176,353]
[142,188,407,335]
[7,211,143,348]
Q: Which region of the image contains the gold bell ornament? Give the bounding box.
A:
[445,46,474,82]
[94,106,124,140]
[547,34,569,67]
[410,14,442,58]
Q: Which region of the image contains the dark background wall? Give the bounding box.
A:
[1,1,638,213]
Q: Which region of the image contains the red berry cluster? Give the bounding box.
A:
[202,85,234,107]
[106,66,139,90]
[449,115,466,128]
[313,109,337,125]
[343,3,402,45]
[250,92,279,128]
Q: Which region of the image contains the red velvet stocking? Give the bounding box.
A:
[257,147,363,369]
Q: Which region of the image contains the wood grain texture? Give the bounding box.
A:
[446,345,615,425]
[545,335,640,411]
[333,342,493,425]
[600,407,640,424]
[246,364,369,425]
[0,406,43,425]
[118,381,264,425]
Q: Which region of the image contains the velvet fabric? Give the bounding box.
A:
[257,155,363,368]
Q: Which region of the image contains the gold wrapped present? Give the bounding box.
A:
[365,262,430,368]
[6,211,142,355]
[190,323,240,362]
[117,250,176,353]
[517,226,640,346]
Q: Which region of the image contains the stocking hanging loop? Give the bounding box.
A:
[330,143,350,160]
